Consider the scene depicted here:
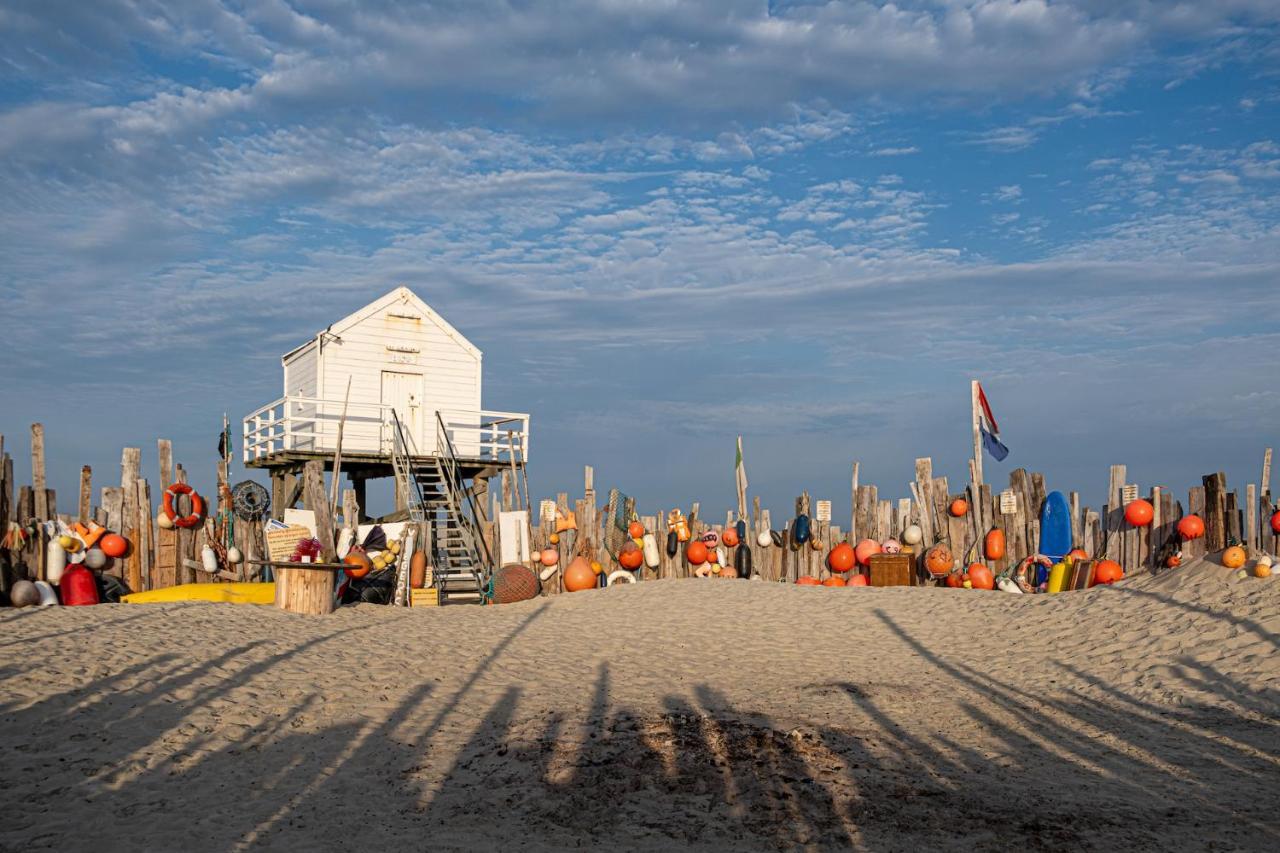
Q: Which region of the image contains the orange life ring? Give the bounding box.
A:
[163,483,205,529]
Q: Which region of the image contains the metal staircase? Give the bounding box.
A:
[389,411,494,605]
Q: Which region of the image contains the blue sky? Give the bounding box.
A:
[1,1,1278,518]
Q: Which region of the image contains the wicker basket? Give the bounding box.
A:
[265,525,313,562]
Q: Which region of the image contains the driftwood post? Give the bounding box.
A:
[302,460,336,562]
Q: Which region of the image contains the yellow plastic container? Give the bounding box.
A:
[122,583,275,605]
[1046,562,1070,594]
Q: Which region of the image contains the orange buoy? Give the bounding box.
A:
[1124,499,1154,527]
[847,573,869,587]
[627,521,645,539]
[949,498,969,517]
[618,543,643,570]
[1270,510,1280,534]
[99,533,129,559]
[1068,548,1088,561]
[854,538,881,566]
[984,528,1006,561]
[822,576,847,587]
[343,548,373,579]
[1177,514,1205,540]
[1093,559,1124,586]
[796,576,821,586]
[925,544,953,577]
[721,528,740,548]
[967,563,994,590]
[540,548,559,567]
[685,540,709,565]
[1221,546,1247,569]
[563,556,597,592]
[827,542,856,573]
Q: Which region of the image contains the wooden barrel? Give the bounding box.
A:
[274,565,337,615]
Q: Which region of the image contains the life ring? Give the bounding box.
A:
[1011,554,1053,593]
[163,483,205,529]
[606,570,636,587]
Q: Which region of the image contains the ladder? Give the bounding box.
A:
[389,411,493,605]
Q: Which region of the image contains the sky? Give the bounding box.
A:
[1,1,1278,520]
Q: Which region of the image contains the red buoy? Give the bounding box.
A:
[59,564,100,606]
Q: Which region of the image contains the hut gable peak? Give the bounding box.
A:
[325,286,481,360]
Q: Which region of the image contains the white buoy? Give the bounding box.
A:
[336,527,354,559]
[157,512,174,530]
[35,580,59,606]
[201,545,218,573]
[757,530,772,547]
[83,548,107,570]
[902,524,923,545]
[226,546,243,564]
[46,540,67,585]
[642,533,660,568]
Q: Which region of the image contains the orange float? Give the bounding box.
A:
[1093,559,1124,586]
[1272,510,1280,534]
[827,542,856,573]
[1176,514,1205,540]
[854,538,881,566]
[822,576,847,587]
[540,548,559,567]
[1068,548,1088,561]
[1124,499,1154,527]
[343,548,373,579]
[944,571,964,588]
[99,533,129,559]
[721,528,739,548]
[627,521,645,539]
[685,540,709,565]
[796,576,822,586]
[162,482,205,529]
[967,563,994,590]
[924,544,953,577]
[949,498,969,517]
[847,573,869,587]
[618,545,643,570]
[563,556,597,592]
[1221,546,1247,569]
[984,528,1006,561]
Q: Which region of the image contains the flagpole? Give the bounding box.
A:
[970,380,984,488]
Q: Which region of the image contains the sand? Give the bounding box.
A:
[2,558,1277,851]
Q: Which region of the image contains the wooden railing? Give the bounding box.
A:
[243,396,530,464]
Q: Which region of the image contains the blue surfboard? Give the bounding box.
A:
[1039,490,1073,564]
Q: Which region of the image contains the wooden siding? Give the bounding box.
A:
[316,298,481,454]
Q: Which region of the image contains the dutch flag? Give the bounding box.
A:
[977,383,1009,462]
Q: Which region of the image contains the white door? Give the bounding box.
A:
[381,371,430,453]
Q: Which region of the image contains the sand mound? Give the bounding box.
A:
[2,561,1276,851]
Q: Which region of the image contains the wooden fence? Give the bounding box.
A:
[509,451,1277,593]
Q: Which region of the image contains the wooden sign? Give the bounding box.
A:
[540,499,557,523]
[815,500,832,522]
[1121,484,1139,504]
[1000,490,1018,515]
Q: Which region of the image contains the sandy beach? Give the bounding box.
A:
[2,561,1277,851]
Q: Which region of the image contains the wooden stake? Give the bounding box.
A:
[302,460,336,562]
[970,380,984,489]
[78,466,92,523]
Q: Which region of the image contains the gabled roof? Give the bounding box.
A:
[282,286,482,362]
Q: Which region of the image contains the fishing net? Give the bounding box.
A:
[604,488,636,557]
[231,480,270,521]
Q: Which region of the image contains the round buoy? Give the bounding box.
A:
[881,538,902,555]
[83,548,107,570]
[795,576,821,586]
[1093,559,1124,585]
[756,530,772,547]
[10,580,39,608]
[854,538,881,566]
[686,540,709,565]
[540,547,559,567]
[1176,514,1205,540]
[35,581,59,606]
[1270,510,1280,534]
[848,573,870,587]
[827,542,856,573]
[1124,499,1154,527]
[901,524,923,545]
[492,563,541,603]
[100,534,128,559]
[949,498,968,517]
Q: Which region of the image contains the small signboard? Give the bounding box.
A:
[1000,490,1018,515]
[1121,484,1139,504]
[539,500,557,523]
[815,500,832,522]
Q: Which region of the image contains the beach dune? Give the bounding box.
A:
[2,560,1277,851]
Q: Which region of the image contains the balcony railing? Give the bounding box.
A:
[243,395,529,465]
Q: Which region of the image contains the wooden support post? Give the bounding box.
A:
[136,479,153,591]
[1185,486,1207,561]
[969,379,984,489]
[78,466,92,523]
[350,475,367,523]
[121,447,141,589]
[1104,465,1126,563]
[1263,448,1273,500]
[302,460,336,562]
[1204,472,1227,552]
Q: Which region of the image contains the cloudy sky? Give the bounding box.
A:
[2,1,1278,518]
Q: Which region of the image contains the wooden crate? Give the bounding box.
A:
[1069,559,1096,591]
[868,553,914,587]
[410,588,439,608]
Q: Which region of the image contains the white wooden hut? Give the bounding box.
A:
[244,286,529,508]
